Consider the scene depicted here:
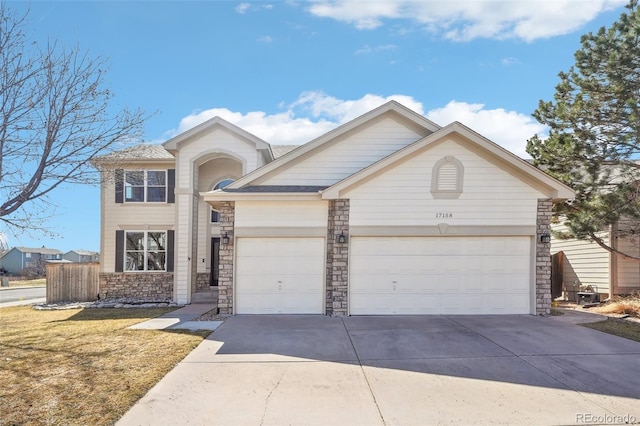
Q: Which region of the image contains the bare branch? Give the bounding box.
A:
[0,4,148,234]
[588,231,640,263]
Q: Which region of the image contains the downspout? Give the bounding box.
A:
[610,222,617,298]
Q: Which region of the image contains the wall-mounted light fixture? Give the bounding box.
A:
[222,232,230,245]
[336,231,347,244]
[540,231,551,244]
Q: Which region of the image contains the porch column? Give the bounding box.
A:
[173,189,199,305]
[536,198,553,315]
[218,201,235,314]
[326,199,350,316]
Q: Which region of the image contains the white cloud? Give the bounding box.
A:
[355,44,397,54]
[501,57,521,66]
[257,35,273,43]
[308,0,627,41]
[235,2,273,14]
[235,2,250,14]
[168,92,544,157]
[426,101,546,157]
[173,105,336,146]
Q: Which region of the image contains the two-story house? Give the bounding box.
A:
[0,247,63,275]
[95,101,574,316]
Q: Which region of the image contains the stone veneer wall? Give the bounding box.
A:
[99,273,173,300]
[536,198,553,315]
[326,199,350,316]
[196,273,211,291]
[218,201,235,314]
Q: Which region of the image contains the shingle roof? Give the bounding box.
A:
[271,145,300,158]
[15,247,63,255]
[67,250,99,256]
[95,144,175,162]
[223,185,327,193]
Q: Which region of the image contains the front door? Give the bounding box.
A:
[210,237,220,287]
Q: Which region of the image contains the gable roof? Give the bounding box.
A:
[11,247,64,255]
[163,116,272,154]
[320,121,575,201]
[93,144,175,164]
[225,101,441,189]
[271,145,300,158]
[65,250,99,256]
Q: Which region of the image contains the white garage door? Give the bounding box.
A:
[235,237,325,314]
[350,236,531,315]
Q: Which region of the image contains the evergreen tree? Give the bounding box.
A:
[527,0,640,261]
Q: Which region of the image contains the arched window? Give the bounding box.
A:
[211,179,234,222]
[431,156,464,199]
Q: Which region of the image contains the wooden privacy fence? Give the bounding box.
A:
[46,262,99,303]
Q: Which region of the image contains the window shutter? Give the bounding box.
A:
[115,169,124,203]
[167,169,175,204]
[115,230,124,272]
[166,230,175,272]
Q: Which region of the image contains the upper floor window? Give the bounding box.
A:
[125,231,167,271]
[125,170,166,202]
[431,156,464,199]
[211,179,234,222]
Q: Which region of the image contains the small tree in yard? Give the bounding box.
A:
[0,5,146,234]
[527,0,640,262]
[20,258,46,278]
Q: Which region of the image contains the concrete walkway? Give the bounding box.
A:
[129,303,223,331]
[118,311,640,426]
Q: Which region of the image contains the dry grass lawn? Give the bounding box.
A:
[6,278,46,287]
[577,295,640,342]
[592,295,640,318]
[582,320,640,342]
[0,306,210,426]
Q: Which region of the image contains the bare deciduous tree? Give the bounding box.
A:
[0,4,146,233]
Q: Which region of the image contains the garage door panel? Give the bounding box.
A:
[350,236,532,315]
[236,238,324,314]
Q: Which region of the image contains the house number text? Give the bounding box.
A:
[435,212,453,219]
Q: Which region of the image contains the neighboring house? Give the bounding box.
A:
[63,250,100,263]
[0,247,63,275]
[96,101,573,315]
[551,219,640,300]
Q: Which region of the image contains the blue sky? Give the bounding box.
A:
[3,0,629,252]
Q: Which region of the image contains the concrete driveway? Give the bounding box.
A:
[118,311,640,425]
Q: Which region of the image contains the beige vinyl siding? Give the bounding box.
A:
[235,200,328,229]
[346,138,546,228]
[615,235,640,292]
[101,165,176,273]
[550,222,610,295]
[260,117,423,186]
[177,127,259,185]
[173,192,195,302]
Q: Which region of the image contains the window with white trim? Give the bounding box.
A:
[125,170,167,202]
[431,156,464,199]
[211,178,234,222]
[125,231,167,271]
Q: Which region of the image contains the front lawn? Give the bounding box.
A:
[0,306,210,426]
[582,319,640,342]
[5,278,46,287]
